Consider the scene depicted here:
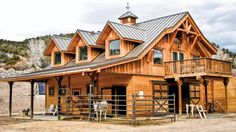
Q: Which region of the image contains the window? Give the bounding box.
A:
[172,52,184,61]
[59,86,67,96]
[153,49,163,64]
[109,40,120,56]
[189,84,200,99]
[72,89,81,96]
[79,46,88,60]
[54,52,61,64]
[172,52,178,61]
[48,87,54,96]
[179,53,184,61]
[176,32,182,43]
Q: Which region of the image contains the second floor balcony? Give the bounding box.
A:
[165,58,232,78]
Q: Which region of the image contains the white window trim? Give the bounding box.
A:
[172,51,184,61]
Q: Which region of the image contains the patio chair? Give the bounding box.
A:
[43,104,57,116]
[196,105,207,119]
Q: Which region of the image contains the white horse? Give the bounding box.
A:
[93,101,108,121]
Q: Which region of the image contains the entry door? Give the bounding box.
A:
[168,82,178,113]
[152,81,169,114]
[189,83,200,105]
[182,83,190,113]
[112,86,126,115]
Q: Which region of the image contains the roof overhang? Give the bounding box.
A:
[43,38,63,56]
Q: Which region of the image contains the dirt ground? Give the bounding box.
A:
[0,113,236,132]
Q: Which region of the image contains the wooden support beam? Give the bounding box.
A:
[203,80,209,111]
[169,30,178,51]
[196,41,210,57]
[147,49,154,63]
[30,79,35,119]
[223,78,229,113]
[196,76,206,108]
[177,28,198,35]
[189,35,199,53]
[8,81,14,117]
[175,77,183,115]
[55,76,63,120]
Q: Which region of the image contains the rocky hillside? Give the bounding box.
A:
[0,33,74,70]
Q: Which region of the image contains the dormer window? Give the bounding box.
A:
[79,46,88,61]
[109,40,120,56]
[54,52,61,64]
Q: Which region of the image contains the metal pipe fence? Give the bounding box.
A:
[59,94,176,125]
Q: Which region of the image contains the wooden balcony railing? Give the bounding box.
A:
[165,58,232,77]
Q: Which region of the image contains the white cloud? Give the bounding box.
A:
[0,0,236,51]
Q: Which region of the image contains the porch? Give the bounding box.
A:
[164,58,232,78]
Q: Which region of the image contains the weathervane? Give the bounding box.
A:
[126,2,130,12]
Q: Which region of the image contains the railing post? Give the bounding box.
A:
[88,84,93,121]
[132,94,136,126]
[173,94,176,122]
[8,81,14,117]
[30,79,35,119]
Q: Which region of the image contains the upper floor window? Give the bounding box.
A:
[172,52,184,61]
[179,53,184,61]
[109,40,120,56]
[79,46,88,60]
[153,49,163,64]
[54,52,61,64]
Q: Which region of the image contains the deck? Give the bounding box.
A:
[164,58,232,78]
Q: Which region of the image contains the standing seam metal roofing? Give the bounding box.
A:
[118,11,138,19]
[52,36,72,51]
[109,21,146,41]
[2,12,188,80]
[125,12,187,58]
[77,30,100,46]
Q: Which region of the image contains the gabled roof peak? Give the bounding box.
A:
[118,11,138,20]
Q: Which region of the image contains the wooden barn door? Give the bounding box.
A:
[152,81,169,114]
[189,83,201,105]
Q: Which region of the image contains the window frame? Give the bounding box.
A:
[54,51,61,65]
[79,46,88,61]
[172,52,184,61]
[153,48,163,65]
[48,87,55,96]
[109,39,121,56]
[72,88,81,96]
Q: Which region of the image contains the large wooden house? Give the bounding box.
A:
[1,9,235,119]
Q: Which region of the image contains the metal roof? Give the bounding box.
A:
[1,12,188,81]
[126,12,187,58]
[52,36,72,51]
[77,30,100,46]
[118,11,138,19]
[109,21,146,42]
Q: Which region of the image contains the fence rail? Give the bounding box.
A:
[58,94,176,125]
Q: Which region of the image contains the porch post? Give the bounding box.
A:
[30,79,35,119]
[8,81,14,117]
[175,77,183,115]
[223,78,229,113]
[55,76,63,120]
[203,80,209,111]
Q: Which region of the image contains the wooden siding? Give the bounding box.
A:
[75,39,102,63]
[226,77,236,112]
[50,43,72,67]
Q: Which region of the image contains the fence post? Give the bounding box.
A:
[88,84,93,121]
[132,94,136,126]
[173,94,176,122]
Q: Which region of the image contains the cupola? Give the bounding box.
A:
[118,3,138,26]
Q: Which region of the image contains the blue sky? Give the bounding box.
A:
[0,0,236,51]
